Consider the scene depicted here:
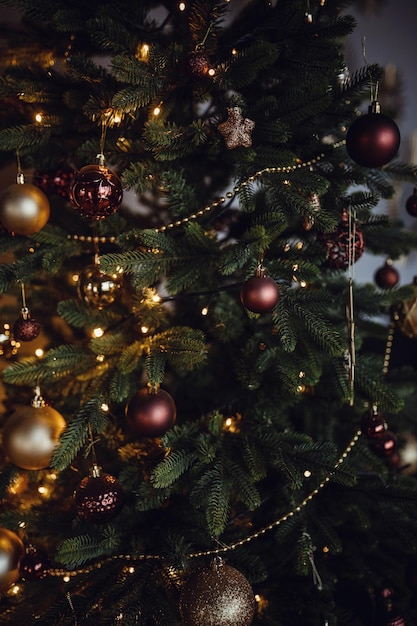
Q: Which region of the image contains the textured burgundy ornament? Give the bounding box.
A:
[13,308,40,342]
[319,210,364,270]
[240,267,279,314]
[35,167,74,198]
[20,546,50,580]
[75,467,124,523]
[69,163,123,220]
[179,558,255,626]
[346,101,400,168]
[377,615,406,626]
[370,431,397,458]
[187,49,210,77]
[361,409,387,439]
[125,387,176,438]
[374,261,400,289]
[405,188,417,217]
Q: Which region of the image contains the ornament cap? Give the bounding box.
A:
[91,464,102,478]
[32,385,46,409]
[369,100,381,114]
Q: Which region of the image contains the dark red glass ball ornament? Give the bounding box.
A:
[240,273,279,314]
[125,388,176,438]
[187,49,210,78]
[361,410,387,439]
[374,261,400,289]
[13,309,40,342]
[69,164,123,220]
[319,210,364,270]
[405,188,417,217]
[370,430,398,458]
[74,467,124,523]
[20,546,50,580]
[346,102,400,168]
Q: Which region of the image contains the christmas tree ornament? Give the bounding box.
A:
[374,260,400,289]
[2,387,66,471]
[0,173,50,236]
[69,160,123,220]
[218,107,255,149]
[34,166,74,198]
[392,278,417,338]
[187,48,210,77]
[19,545,50,581]
[405,187,417,217]
[303,192,321,231]
[179,557,255,626]
[361,407,387,439]
[346,101,400,168]
[240,265,279,313]
[13,308,41,342]
[0,527,25,592]
[0,323,20,359]
[319,209,364,270]
[376,587,406,626]
[370,430,397,458]
[74,465,124,523]
[77,255,123,309]
[125,386,176,438]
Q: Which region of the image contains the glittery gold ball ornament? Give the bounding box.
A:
[78,262,123,309]
[0,181,50,236]
[179,557,255,626]
[2,404,66,471]
[69,164,123,220]
[0,527,25,592]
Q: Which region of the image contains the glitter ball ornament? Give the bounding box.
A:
[125,387,176,438]
[20,546,50,581]
[0,179,50,236]
[374,260,400,289]
[35,167,74,198]
[240,266,279,314]
[319,210,364,270]
[0,527,25,592]
[13,308,41,342]
[179,557,255,626]
[346,101,400,168]
[2,400,66,471]
[405,187,417,217]
[78,260,123,309]
[218,107,255,149]
[187,48,210,77]
[69,163,123,220]
[74,466,124,523]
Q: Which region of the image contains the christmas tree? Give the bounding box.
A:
[1,0,417,624]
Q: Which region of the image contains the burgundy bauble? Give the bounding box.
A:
[240,275,279,314]
[69,164,123,220]
[405,188,417,217]
[361,410,387,439]
[75,467,124,523]
[35,167,74,199]
[13,310,40,342]
[370,430,397,458]
[374,262,400,289]
[187,49,210,77]
[125,388,176,438]
[20,546,50,580]
[377,612,406,626]
[346,104,400,168]
[319,211,364,270]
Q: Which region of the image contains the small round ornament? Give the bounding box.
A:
[69,163,123,220]
[13,307,41,342]
[0,178,50,236]
[319,209,364,270]
[78,260,123,309]
[346,101,400,168]
[125,387,176,438]
[361,408,387,439]
[0,527,25,592]
[0,323,20,359]
[179,557,255,626]
[240,266,279,314]
[187,48,210,77]
[405,187,417,217]
[370,430,397,458]
[374,260,400,289]
[2,395,66,471]
[19,545,50,581]
[74,465,124,523]
[35,166,74,199]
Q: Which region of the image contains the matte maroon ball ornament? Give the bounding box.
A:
[346,101,400,168]
[374,260,400,289]
[13,307,40,342]
[405,187,417,217]
[74,465,124,523]
[319,209,364,270]
[240,265,279,314]
[125,387,176,438]
[69,162,123,220]
[361,407,387,439]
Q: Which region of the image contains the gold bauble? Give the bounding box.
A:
[0,182,50,236]
[0,527,24,592]
[2,405,66,470]
[78,263,123,310]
